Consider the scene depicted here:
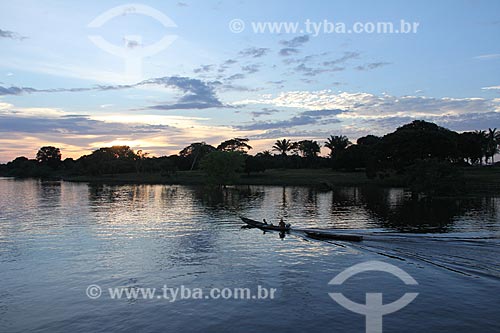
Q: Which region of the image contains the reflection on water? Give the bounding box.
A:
[185,184,498,235]
[4,180,496,236]
[0,179,499,333]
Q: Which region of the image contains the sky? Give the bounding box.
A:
[0,0,499,162]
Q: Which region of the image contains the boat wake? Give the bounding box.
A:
[316,232,500,280]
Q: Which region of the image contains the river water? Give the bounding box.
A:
[0,178,499,332]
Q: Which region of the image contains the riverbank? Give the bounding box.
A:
[65,169,380,187]
[62,167,500,193]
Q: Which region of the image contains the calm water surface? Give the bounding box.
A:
[0,178,499,332]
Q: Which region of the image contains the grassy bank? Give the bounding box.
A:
[64,169,382,186]
[64,169,391,187]
[461,167,500,194]
[63,167,500,193]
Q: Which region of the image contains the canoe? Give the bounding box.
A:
[240,216,363,242]
[304,230,363,242]
[240,217,290,231]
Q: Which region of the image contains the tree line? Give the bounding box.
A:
[0,120,498,192]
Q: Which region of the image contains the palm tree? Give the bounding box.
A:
[297,140,321,158]
[272,139,295,156]
[474,130,488,165]
[324,135,351,158]
[257,150,272,157]
[486,128,500,164]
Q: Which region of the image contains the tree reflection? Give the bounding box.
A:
[357,186,496,232]
[191,185,265,215]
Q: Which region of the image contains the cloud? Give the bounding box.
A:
[301,109,345,117]
[248,128,338,140]
[0,102,253,162]
[251,108,281,118]
[243,110,500,143]
[0,85,93,95]
[278,35,310,57]
[322,52,360,66]
[177,2,189,6]
[223,59,238,65]
[237,108,344,130]
[431,112,500,131]
[241,64,260,74]
[123,37,141,49]
[226,73,245,81]
[235,90,500,119]
[282,51,355,75]
[267,80,286,85]
[239,47,270,58]
[237,115,319,130]
[279,48,300,56]
[474,54,500,60]
[193,64,215,73]
[482,85,500,90]
[0,86,35,95]
[0,29,27,40]
[216,84,261,92]
[0,103,179,136]
[280,35,310,48]
[0,76,226,110]
[217,59,238,73]
[361,112,500,137]
[283,52,329,65]
[144,77,224,110]
[295,63,344,76]
[355,62,391,71]
[0,114,175,135]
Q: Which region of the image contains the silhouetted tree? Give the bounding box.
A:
[157,157,177,176]
[324,135,351,158]
[179,142,216,170]
[376,120,459,171]
[335,145,372,171]
[2,119,498,185]
[217,138,252,153]
[272,139,296,156]
[297,140,321,158]
[78,146,137,175]
[486,128,499,164]
[458,132,485,165]
[200,151,245,187]
[357,135,381,146]
[134,150,149,173]
[473,130,489,165]
[244,155,266,175]
[36,146,61,169]
[259,150,273,157]
[406,159,464,196]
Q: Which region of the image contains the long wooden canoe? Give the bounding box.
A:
[240,217,290,231]
[240,216,363,242]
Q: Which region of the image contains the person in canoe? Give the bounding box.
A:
[279,218,286,229]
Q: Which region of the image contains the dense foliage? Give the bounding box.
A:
[1,121,499,194]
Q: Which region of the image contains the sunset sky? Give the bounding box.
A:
[1,0,500,162]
